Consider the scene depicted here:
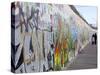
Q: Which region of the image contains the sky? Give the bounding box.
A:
[75,5,97,27]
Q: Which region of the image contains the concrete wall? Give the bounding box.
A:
[11,2,97,73]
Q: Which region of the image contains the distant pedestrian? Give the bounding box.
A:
[92,33,97,45]
[92,34,95,44]
[94,33,97,45]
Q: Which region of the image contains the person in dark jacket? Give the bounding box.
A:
[92,33,97,45]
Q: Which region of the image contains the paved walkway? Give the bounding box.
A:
[67,43,97,70]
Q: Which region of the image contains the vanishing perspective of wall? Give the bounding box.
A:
[11,2,97,73]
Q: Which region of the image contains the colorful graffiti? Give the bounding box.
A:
[11,2,94,73]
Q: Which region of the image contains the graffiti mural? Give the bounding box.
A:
[11,2,97,73]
